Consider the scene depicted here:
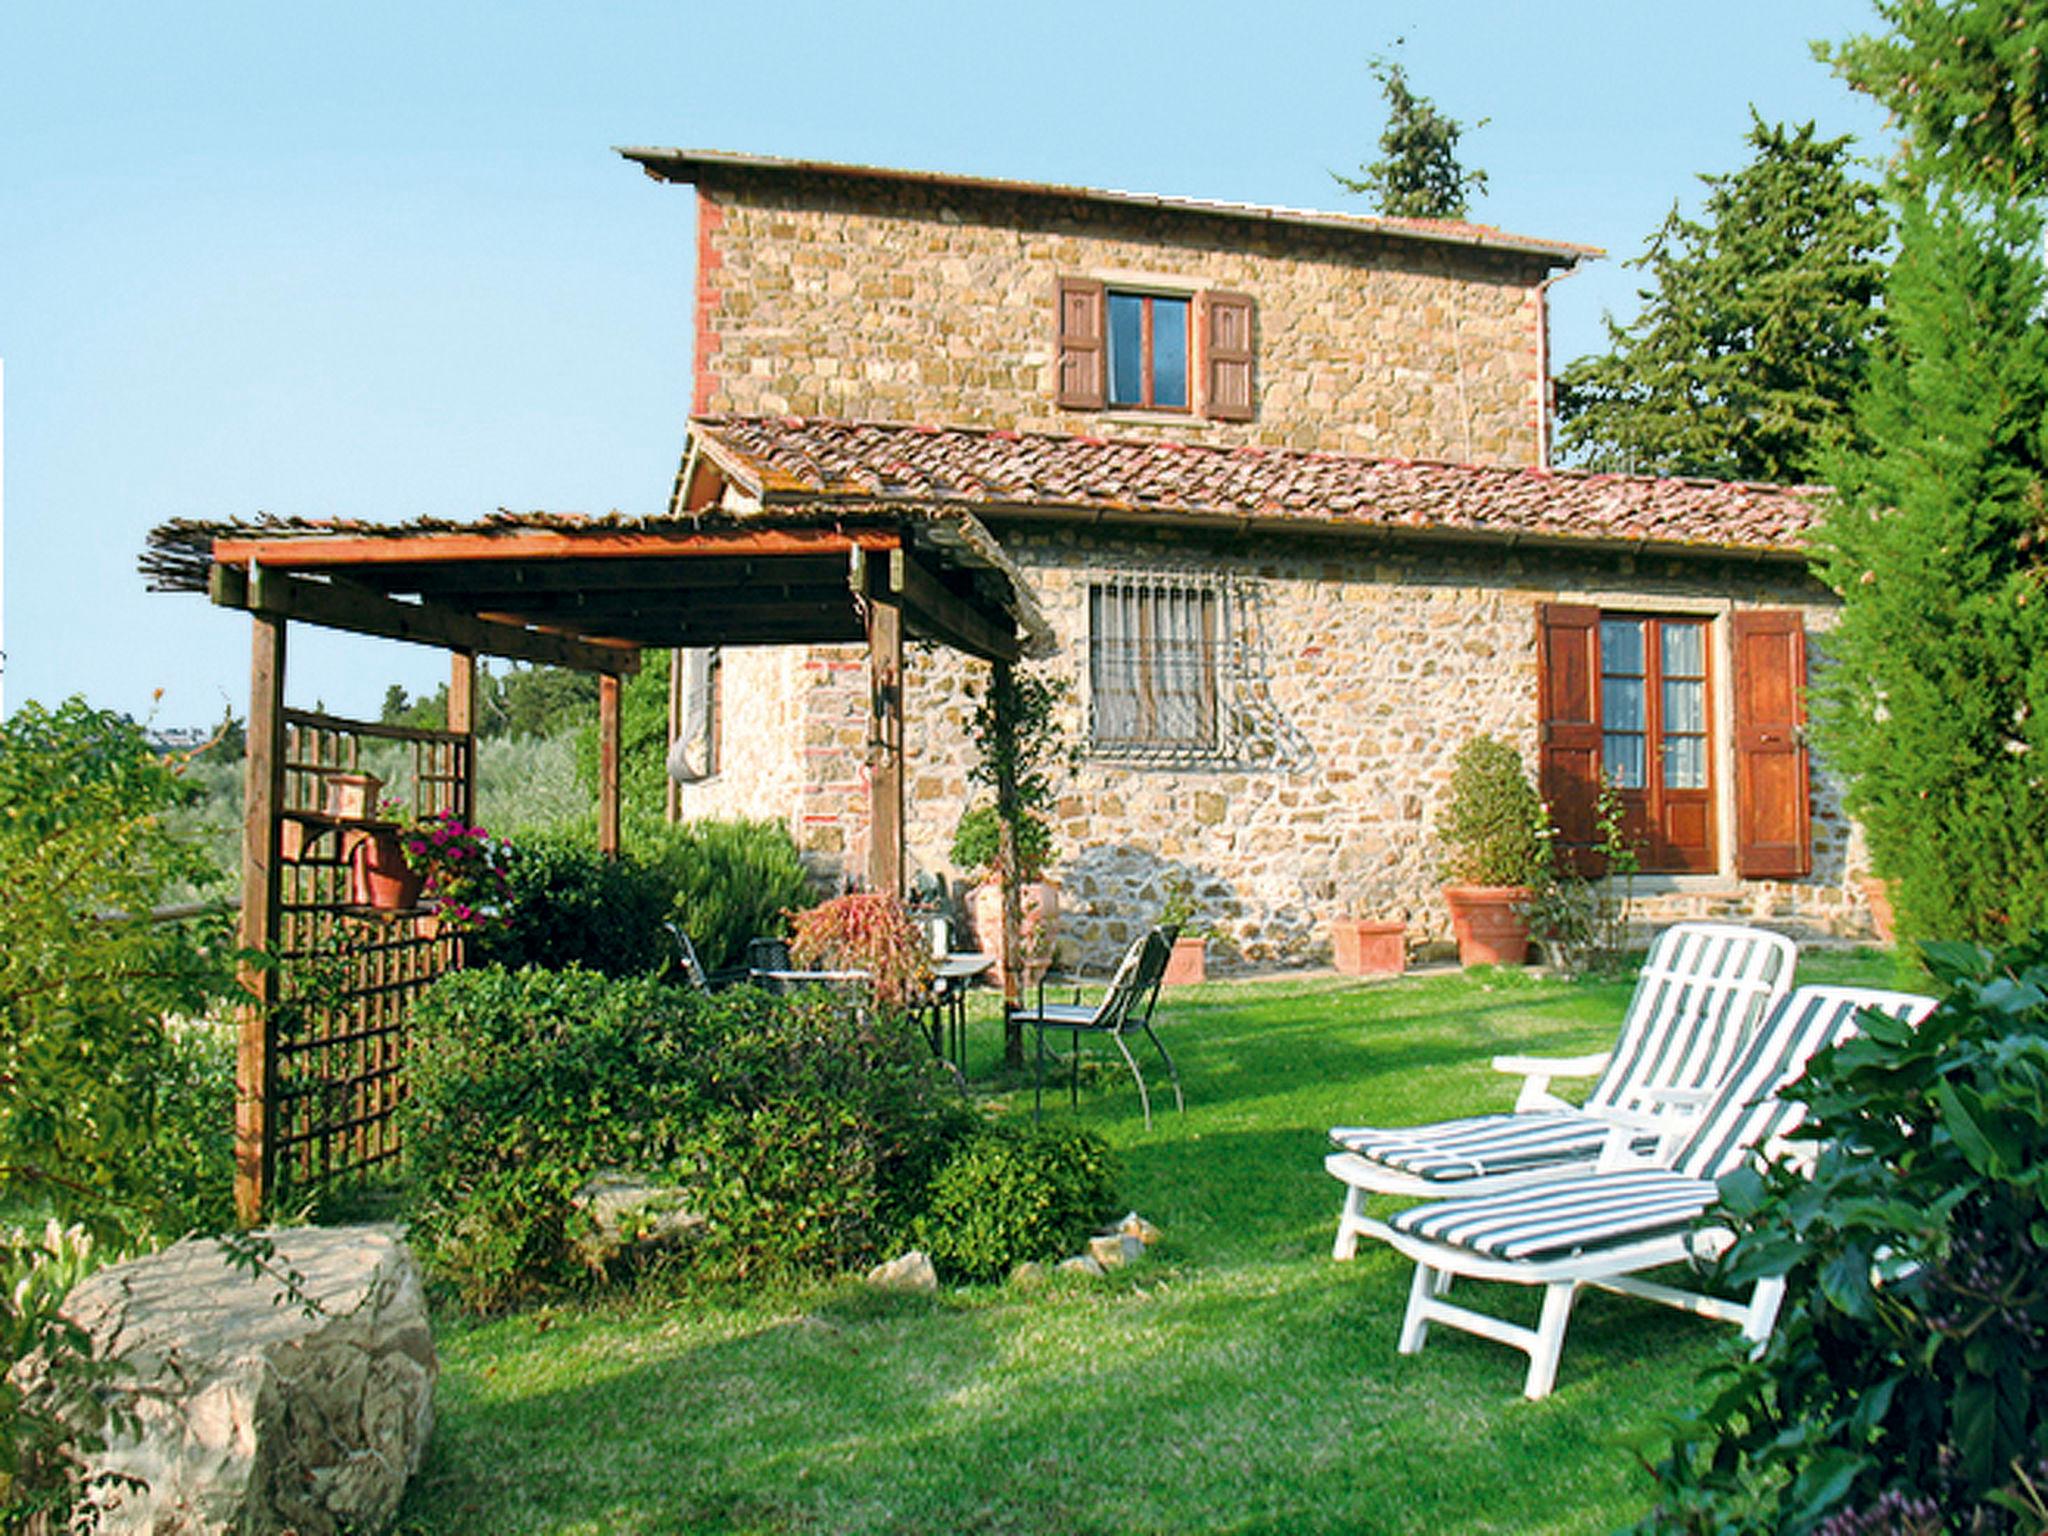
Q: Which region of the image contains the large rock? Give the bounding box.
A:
[50,1224,435,1536]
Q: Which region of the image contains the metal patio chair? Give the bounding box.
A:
[1019,928,1182,1129]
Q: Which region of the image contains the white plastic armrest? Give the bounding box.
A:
[1494,1051,1611,1113]
[1642,1086,1715,1108]
[1592,1114,1664,1173]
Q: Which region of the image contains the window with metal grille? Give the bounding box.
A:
[1087,577,1226,759]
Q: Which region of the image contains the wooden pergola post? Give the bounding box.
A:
[866,597,905,897]
[598,671,622,859]
[447,649,477,816]
[234,610,287,1226]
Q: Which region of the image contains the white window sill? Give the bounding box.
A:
[1097,411,1219,431]
[1624,873,1742,895]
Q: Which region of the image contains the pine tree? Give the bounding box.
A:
[1554,116,1888,483]
[1334,59,1487,220]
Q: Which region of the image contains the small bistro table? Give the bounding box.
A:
[928,952,995,1071]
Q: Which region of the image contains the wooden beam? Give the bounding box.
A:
[866,596,905,898]
[665,647,683,824]
[375,553,853,597]
[447,650,478,823]
[887,547,1019,662]
[598,672,622,860]
[235,613,287,1227]
[210,563,639,675]
[211,527,901,571]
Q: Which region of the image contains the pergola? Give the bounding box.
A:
[144,497,1051,1220]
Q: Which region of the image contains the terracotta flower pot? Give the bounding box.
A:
[1331,918,1405,976]
[325,772,384,821]
[1442,884,1533,967]
[345,827,424,912]
[1163,934,1207,986]
[968,879,1059,989]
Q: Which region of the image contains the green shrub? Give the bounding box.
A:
[1437,734,1553,888]
[0,699,239,1236]
[0,698,242,1529]
[677,996,973,1281]
[400,967,706,1308]
[914,1123,1119,1283]
[468,833,674,977]
[401,966,971,1308]
[637,818,815,973]
[1634,934,2048,1532]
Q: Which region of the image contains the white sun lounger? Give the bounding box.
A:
[1328,923,1797,1258]
[1354,983,1938,1399]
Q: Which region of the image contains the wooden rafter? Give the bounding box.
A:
[210,565,641,675]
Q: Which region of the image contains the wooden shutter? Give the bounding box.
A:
[1537,603,1605,876]
[1201,291,1255,421]
[1056,278,1106,410]
[1732,610,1812,878]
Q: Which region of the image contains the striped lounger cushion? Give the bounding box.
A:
[1327,1112,1651,1183]
[1386,1169,1715,1262]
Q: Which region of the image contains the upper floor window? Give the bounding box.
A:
[1057,279,1254,421]
[1108,292,1189,410]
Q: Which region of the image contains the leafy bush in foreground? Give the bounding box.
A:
[401,966,973,1308]
[1635,935,2048,1533]
[914,1123,1119,1283]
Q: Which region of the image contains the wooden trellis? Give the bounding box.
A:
[263,709,470,1201]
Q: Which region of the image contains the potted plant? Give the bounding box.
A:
[1437,735,1553,967]
[400,810,514,933]
[789,891,935,1013]
[952,802,1059,989]
[1156,874,1210,986]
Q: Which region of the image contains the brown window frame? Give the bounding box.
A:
[1598,613,1716,875]
[1539,604,1812,880]
[1057,278,1255,422]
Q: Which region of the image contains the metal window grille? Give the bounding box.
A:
[1088,575,1236,763]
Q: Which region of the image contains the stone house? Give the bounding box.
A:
[622,147,1870,966]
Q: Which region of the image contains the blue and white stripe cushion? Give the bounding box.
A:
[1327,1112,1650,1182]
[1387,1169,1714,1261]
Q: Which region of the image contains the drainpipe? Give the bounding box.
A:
[1534,275,1557,468]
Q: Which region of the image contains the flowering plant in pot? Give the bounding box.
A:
[398,810,513,932]
[1436,735,1553,967]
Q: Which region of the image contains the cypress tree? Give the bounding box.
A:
[1334,58,1487,220]
[1808,192,2048,940]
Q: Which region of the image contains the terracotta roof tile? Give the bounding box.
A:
[689,416,1823,558]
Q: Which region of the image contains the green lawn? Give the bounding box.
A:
[397,947,1912,1536]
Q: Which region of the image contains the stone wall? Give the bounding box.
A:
[693,172,1553,466]
[686,524,1874,970]
[905,524,1867,966]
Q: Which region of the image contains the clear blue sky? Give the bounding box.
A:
[1,1,1892,727]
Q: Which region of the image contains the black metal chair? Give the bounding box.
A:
[664,923,711,991]
[1019,928,1183,1129]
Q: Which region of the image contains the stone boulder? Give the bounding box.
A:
[49,1223,436,1536]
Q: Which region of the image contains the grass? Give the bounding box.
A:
[397,946,1915,1536]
